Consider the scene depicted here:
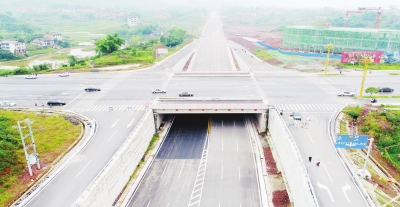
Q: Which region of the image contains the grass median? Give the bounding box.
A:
[0,110,81,207]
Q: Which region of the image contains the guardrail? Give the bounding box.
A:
[328,107,376,207]
[152,103,269,109]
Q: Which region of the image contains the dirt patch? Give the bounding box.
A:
[183,52,194,71]
[272,190,290,207]
[264,147,280,175]
[229,36,258,52]
[265,59,284,66]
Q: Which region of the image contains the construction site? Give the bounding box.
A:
[282,7,400,54]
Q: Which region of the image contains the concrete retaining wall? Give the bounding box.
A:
[74,110,155,207]
[268,109,318,207]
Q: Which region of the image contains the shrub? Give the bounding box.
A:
[348,110,359,119]
[361,126,369,133]
[13,67,31,75]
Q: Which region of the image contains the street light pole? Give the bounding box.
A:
[362,138,374,175]
[359,58,370,97]
[324,44,334,75]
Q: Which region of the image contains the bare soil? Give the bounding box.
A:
[272,190,291,207]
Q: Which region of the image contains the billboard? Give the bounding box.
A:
[335,134,369,149]
[341,51,385,63]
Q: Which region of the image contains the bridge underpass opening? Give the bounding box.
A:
[128,114,264,207]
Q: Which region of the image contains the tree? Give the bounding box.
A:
[95,34,125,56]
[163,28,186,47]
[68,55,77,66]
[130,35,141,44]
[365,87,379,97]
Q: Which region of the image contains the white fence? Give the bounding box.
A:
[268,109,319,207]
[74,110,155,207]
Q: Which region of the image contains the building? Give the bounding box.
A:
[30,38,55,48]
[283,26,400,53]
[127,16,139,27]
[0,39,27,54]
[43,33,62,41]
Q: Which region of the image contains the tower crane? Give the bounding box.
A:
[358,7,382,29]
[344,10,362,28]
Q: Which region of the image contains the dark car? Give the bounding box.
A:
[85,87,101,92]
[378,87,394,92]
[179,92,194,97]
[47,100,66,106]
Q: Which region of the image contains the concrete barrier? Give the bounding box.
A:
[268,109,319,207]
[73,110,155,207]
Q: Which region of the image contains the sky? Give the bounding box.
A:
[1,0,399,10]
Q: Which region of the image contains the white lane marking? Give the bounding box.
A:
[324,76,337,84]
[127,119,135,128]
[111,119,119,128]
[108,130,118,141]
[167,203,170,207]
[76,160,92,177]
[221,166,223,180]
[306,131,314,143]
[317,181,334,202]
[63,91,85,109]
[178,163,184,179]
[160,164,168,178]
[238,166,241,180]
[342,183,351,203]
[146,201,151,207]
[236,140,239,151]
[323,164,333,182]
[222,139,223,151]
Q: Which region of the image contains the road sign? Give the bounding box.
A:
[335,134,368,149]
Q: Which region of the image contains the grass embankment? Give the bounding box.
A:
[342,105,400,173]
[339,63,400,70]
[0,110,81,206]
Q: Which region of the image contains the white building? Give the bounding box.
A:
[127,16,139,27]
[43,33,63,41]
[0,39,27,55]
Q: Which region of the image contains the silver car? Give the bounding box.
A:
[25,75,37,79]
[337,91,355,96]
[152,89,166,94]
[0,101,17,107]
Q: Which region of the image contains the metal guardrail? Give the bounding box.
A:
[152,103,268,109]
[328,107,376,207]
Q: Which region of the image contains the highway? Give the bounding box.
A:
[1,13,398,207]
[190,15,233,71]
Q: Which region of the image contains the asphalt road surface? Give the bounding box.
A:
[128,114,261,207]
[190,15,233,71]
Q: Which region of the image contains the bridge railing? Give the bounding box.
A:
[152,103,270,110]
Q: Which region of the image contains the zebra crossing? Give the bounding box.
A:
[132,70,170,75]
[86,105,146,112]
[274,103,343,112]
[253,70,298,74]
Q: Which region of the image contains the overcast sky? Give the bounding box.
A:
[2,0,399,10]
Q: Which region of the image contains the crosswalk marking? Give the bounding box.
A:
[274,103,343,112]
[253,70,298,74]
[86,105,146,112]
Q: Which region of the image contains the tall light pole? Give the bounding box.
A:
[359,58,370,97]
[324,44,334,75]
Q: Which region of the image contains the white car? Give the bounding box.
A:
[152,89,166,94]
[337,91,355,97]
[0,101,16,107]
[59,73,69,77]
[25,75,37,79]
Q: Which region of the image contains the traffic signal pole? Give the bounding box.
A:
[359,58,370,97]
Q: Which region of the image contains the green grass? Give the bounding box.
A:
[339,63,400,70]
[392,96,400,98]
[51,54,69,60]
[28,48,56,56]
[362,96,390,99]
[0,110,81,207]
[381,105,400,108]
[389,73,400,76]
[253,49,273,60]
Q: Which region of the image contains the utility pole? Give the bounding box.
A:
[324,44,334,75]
[359,58,370,97]
[13,118,40,177]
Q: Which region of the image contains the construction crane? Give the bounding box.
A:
[344,10,362,28]
[358,7,382,29]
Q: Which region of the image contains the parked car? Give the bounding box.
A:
[25,75,37,79]
[152,89,166,94]
[47,100,66,106]
[378,87,394,92]
[0,101,16,107]
[179,92,194,97]
[85,87,101,92]
[290,112,302,121]
[337,91,355,96]
[59,73,69,77]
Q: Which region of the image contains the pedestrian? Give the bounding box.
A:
[308,156,312,162]
[35,103,37,107]
[369,69,371,74]
[316,161,321,167]
[41,103,44,107]
[280,110,283,116]
[340,70,342,74]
